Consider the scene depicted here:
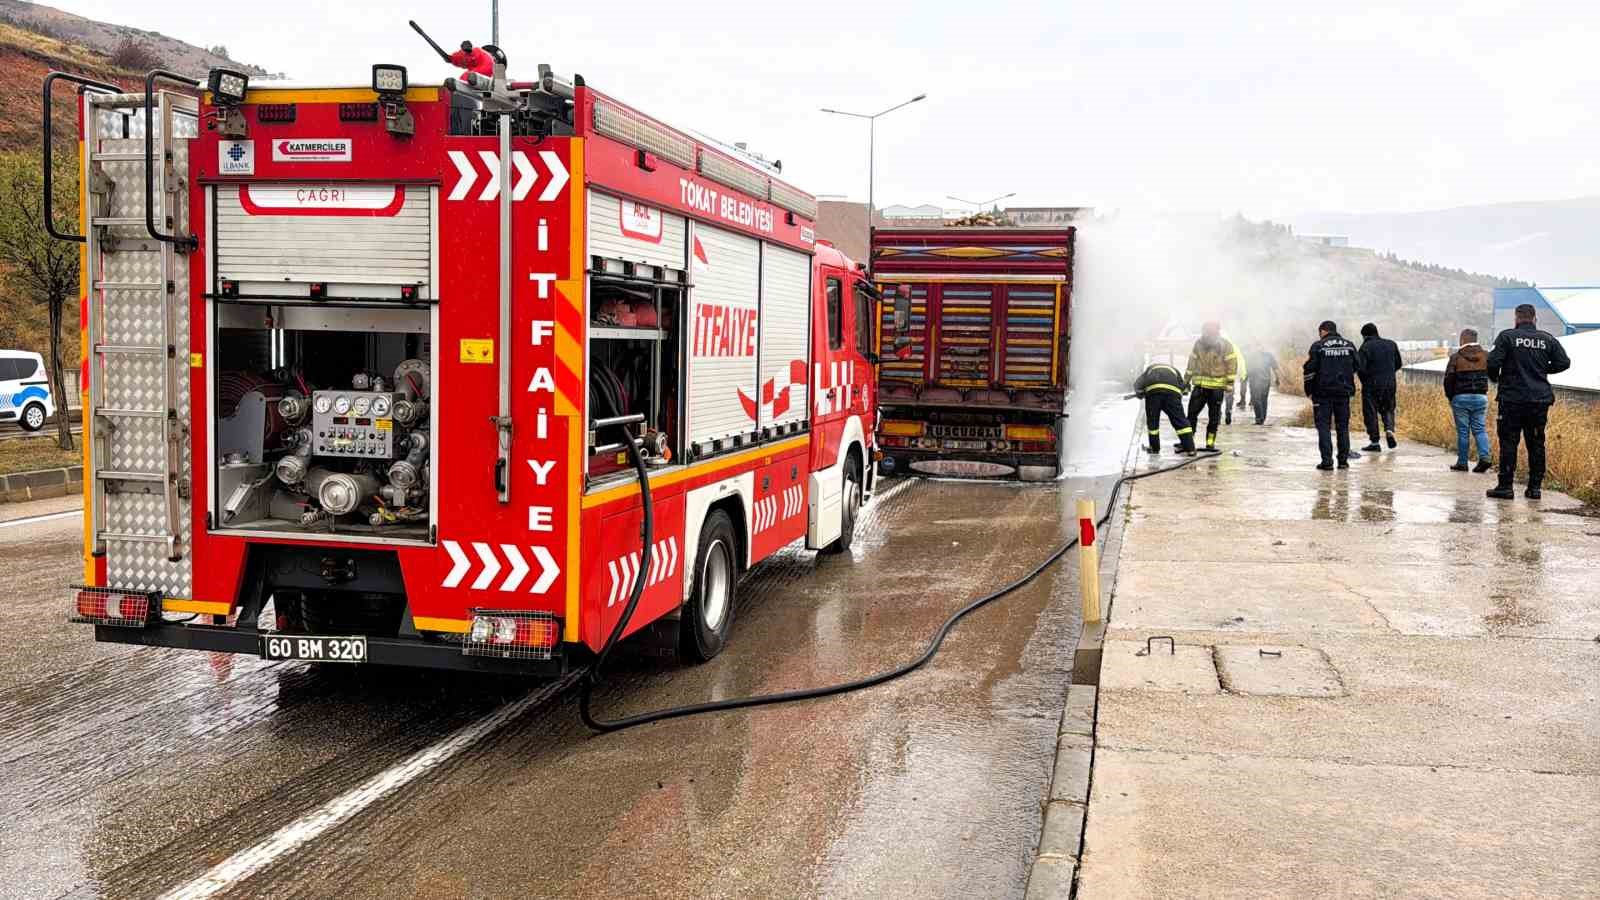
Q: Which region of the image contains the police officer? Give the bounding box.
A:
[1134,361,1196,454]
[1303,320,1358,470]
[1486,303,1571,500]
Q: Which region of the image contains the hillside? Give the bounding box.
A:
[1292,195,1600,287]
[0,0,263,79]
[0,0,269,153]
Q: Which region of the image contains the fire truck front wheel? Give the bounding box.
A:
[681,509,737,662]
[821,454,863,555]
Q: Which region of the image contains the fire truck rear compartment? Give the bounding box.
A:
[211,308,433,542]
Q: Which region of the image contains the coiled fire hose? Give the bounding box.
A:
[579,433,1210,734]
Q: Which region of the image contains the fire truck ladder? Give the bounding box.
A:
[76,81,198,593]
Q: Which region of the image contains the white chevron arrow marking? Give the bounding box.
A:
[529,545,559,594]
[476,150,501,201]
[606,559,620,607]
[538,149,569,201]
[447,151,476,202]
[511,151,537,202]
[667,537,678,579]
[648,542,663,585]
[442,540,471,588]
[470,542,502,590]
[499,544,529,592]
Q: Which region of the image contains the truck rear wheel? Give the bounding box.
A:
[680,509,737,663]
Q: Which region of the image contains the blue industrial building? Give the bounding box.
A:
[1492,286,1600,336]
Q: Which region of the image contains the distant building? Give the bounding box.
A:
[814,200,884,265]
[1492,286,1600,336]
[879,203,948,222]
[1297,233,1350,247]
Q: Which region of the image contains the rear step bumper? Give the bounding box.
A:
[93,623,570,677]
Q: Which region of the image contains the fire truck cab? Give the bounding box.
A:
[47,56,878,674]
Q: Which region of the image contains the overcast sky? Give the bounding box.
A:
[50,0,1600,218]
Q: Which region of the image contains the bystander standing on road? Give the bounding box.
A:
[1243,348,1278,424]
[1356,323,1403,452]
[1486,304,1571,500]
[1443,328,1493,473]
[1184,321,1241,451]
[1304,320,1358,471]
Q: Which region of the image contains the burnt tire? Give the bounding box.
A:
[19,403,46,432]
[821,456,862,555]
[680,509,737,663]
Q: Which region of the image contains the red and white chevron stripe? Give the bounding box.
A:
[441,540,560,593]
[814,360,857,415]
[606,537,680,607]
[754,484,805,533]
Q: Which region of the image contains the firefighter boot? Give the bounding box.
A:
[1525,482,1542,500]
[1146,435,1161,454]
[1486,483,1515,500]
[1179,434,1196,455]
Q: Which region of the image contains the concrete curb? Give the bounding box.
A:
[1024,410,1143,900]
[1,466,83,504]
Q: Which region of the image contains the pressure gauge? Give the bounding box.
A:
[313,395,333,415]
[333,395,352,415]
[371,395,392,417]
[352,396,373,416]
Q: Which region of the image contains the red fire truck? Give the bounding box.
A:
[43,44,879,674]
[873,226,1075,479]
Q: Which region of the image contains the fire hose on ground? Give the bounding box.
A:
[579,429,1211,734]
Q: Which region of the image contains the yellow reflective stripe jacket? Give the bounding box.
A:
[1186,336,1242,389]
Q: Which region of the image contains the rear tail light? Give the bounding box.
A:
[463,610,560,660]
[308,282,327,300]
[70,587,158,628]
[399,284,418,301]
[1004,424,1054,442]
[880,420,925,437]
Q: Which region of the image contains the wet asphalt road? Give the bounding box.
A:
[0,399,1139,900]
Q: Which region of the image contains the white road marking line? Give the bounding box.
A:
[0,509,81,529]
[159,682,568,900]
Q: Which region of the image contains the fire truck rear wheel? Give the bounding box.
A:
[681,509,737,662]
[821,456,862,555]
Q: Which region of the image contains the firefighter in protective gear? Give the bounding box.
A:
[1134,362,1195,454]
[1184,321,1240,451]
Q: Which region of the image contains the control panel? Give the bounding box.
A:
[310,391,400,458]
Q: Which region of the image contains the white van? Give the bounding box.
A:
[0,350,55,431]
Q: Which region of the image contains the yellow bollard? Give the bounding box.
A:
[1076,494,1101,624]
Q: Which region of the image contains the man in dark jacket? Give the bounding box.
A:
[1243,349,1279,425]
[1304,320,1358,470]
[1486,304,1572,500]
[1443,328,1493,473]
[1355,323,1403,451]
[1133,361,1195,454]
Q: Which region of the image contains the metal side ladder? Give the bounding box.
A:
[83,90,198,597]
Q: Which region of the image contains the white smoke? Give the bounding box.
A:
[1061,211,1343,462]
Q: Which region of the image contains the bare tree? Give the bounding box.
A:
[0,152,79,450]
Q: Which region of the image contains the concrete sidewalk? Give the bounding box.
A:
[1077,394,1600,899]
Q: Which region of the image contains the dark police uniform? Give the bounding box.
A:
[1133,363,1194,453]
[1303,331,1358,467]
[1487,323,1572,492]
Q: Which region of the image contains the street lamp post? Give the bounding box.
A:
[820,93,926,258]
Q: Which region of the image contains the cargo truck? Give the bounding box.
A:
[873,226,1075,479]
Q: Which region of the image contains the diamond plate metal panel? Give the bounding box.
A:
[87,96,196,599]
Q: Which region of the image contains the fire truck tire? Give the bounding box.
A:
[681,509,737,662]
[821,454,862,555]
